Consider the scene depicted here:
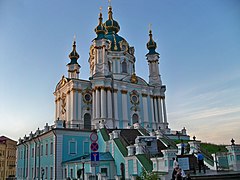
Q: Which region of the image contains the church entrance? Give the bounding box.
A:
[84,113,91,130]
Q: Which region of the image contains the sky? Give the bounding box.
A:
[0,0,239,145]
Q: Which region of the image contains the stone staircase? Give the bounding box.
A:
[190,171,240,179]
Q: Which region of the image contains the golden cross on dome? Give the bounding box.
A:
[100,6,102,13]
[149,23,152,31]
[73,34,76,43]
[108,0,112,6]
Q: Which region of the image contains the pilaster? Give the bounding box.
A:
[101,87,106,118]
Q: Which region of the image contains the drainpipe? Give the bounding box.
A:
[23,143,26,179]
[111,73,115,128]
[33,138,37,179]
[52,130,57,180]
[22,141,28,179]
[37,137,41,179]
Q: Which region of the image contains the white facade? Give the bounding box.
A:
[54,6,169,132]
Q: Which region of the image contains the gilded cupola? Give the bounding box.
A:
[104,6,120,34]
[68,40,80,65]
[95,10,106,39]
[146,30,159,55]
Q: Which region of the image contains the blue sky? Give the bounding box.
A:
[0,0,239,144]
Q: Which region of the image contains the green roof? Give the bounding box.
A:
[99,128,110,141]
[136,154,153,172]
[113,138,128,157]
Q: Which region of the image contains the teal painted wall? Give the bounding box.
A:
[128,159,133,175]
[113,142,125,175]
[62,133,91,162]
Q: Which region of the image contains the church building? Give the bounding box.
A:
[16,5,189,180]
[54,5,169,132]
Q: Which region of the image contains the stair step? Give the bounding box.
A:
[190,172,240,180]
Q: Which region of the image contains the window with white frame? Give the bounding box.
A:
[69,141,77,155]
[50,142,53,155]
[46,143,48,155]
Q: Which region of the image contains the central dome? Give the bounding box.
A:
[104,6,120,34]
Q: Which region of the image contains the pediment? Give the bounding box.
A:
[55,76,69,91]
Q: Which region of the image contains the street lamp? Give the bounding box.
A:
[82,160,85,180]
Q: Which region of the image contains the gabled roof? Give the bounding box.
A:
[120,129,142,146]
[0,136,16,143]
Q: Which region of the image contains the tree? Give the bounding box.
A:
[137,168,159,180]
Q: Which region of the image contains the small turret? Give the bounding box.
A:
[146,29,162,86]
[95,8,106,39]
[104,6,120,34]
[146,30,159,55]
[67,40,80,79]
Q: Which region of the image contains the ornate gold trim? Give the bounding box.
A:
[121,90,128,94]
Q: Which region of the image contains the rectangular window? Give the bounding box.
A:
[50,142,53,155]
[37,146,40,156]
[41,144,43,156]
[101,168,108,176]
[237,155,240,161]
[84,142,89,154]
[37,167,39,178]
[64,168,67,178]
[46,143,48,155]
[32,147,34,158]
[70,169,73,178]
[50,167,53,179]
[45,167,48,179]
[69,141,76,154]
[165,160,168,167]
[32,168,34,178]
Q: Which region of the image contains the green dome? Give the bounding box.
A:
[105,33,125,51]
[104,6,120,34]
[68,41,80,65]
[94,12,106,39]
[146,30,159,55]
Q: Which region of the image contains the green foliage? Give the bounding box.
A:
[139,168,159,180]
[174,140,190,144]
[200,143,227,154]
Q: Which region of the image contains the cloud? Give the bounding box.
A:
[168,72,240,144]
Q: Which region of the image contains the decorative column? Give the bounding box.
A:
[142,94,148,126]
[150,95,156,128]
[113,89,118,127]
[72,90,77,121]
[77,90,82,121]
[154,97,159,123]
[121,90,128,126]
[67,91,70,122]
[101,87,106,118]
[55,98,58,120]
[158,97,163,123]
[92,90,96,119]
[95,88,100,118]
[107,88,112,119]
[162,97,168,124]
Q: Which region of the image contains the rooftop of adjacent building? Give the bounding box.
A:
[0,136,17,144]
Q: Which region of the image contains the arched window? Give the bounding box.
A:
[108,61,111,72]
[84,113,91,130]
[132,113,139,124]
[122,61,127,73]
